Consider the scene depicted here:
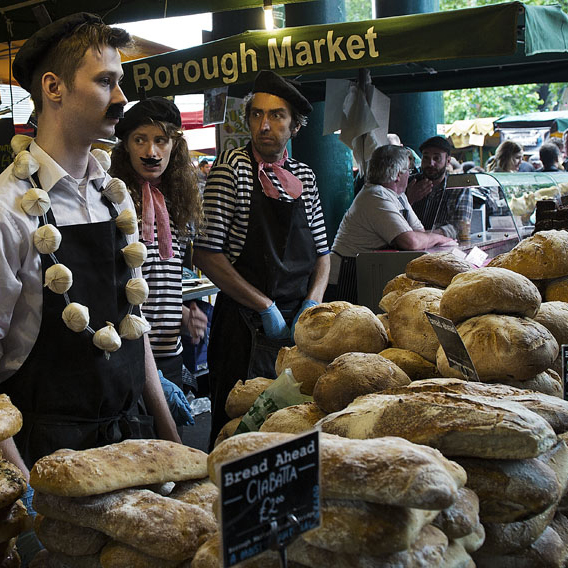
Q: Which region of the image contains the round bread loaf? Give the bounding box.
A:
[275,346,328,395]
[260,402,327,434]
[439,267,541,323]
[313,352,410,413]
[224,377,273,419]
[382,273,428,296]
[534,301,568,375]
[294,302,388,361]
[405,252,472,287]
[436,314,559,382]
[213,416,242,448]
[378,289,407,313]
[389,287,443,363]
[379,348,439,380]
[486,229,568,280]
[545,276,568,302]
[486,370,563,398]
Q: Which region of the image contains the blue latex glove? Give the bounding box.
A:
[259,302,290,340]
[291,299,318,341]
[158,371,195,426]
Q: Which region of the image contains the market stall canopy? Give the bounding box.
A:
[118,1,568,101]
[494,111,568,133]
[0,35,175,86]
[0,0,313,42]
[445,118,497,149]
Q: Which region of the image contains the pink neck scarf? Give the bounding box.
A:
[252,147,303,199]
[141,181,173,260]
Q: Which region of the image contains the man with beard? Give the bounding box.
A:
[0,14,179,477]
[406,136,472,240]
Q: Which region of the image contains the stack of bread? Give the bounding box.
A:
[27,439,217,567]
[316,378,568,566]
[193,431,479,567]
[0,394,30,568]
[215,302,389,445]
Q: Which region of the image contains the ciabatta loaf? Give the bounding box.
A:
[33,489,216,563]
[302,498,439,555]
[317,392,557,459]
[34,514,108,556]
[208,432,466,510]
[30,439,207,497]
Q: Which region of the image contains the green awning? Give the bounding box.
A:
[494,111,568,133]
[119,2,568,100]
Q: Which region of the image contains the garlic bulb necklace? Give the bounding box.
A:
[15,141,150,358]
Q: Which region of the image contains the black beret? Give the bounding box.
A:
[419,136,452,154]
[115,97,181,140]
[12,12,103,92]
[253,70,312,115]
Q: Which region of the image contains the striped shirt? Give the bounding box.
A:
[141,223,187,359]
[194,146,329,261]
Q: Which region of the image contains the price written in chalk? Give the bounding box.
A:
[220,431,320,567]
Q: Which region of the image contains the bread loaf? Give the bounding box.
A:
[436,314,558,382]
[30,439,208,497]
[99,541,183,568]
[259,402,326,434]
[312,352,410,413]
[486,369,563,398]
[317,392,558,459]
[432,487,480,539]
[208,432,466,510]
[405,252,472,287]
[455,456,560,523]
[486,229,568,279]
[0,459,26,509]
[389,287,443,362]
[533,301,568,375]
[275,346,328,395]
[0,499,29,543]
[454,522,486,554]
[478,504,556,555]
[379,348,439,380]
[302,498,439,555]
[473,524,568,568]
[544,276,568,302]
[33,489,216,563]
[382,378,568,434]
[537,440,568,496]
[29,549,100,568]
[0,395,22,441]
[294,302,388,361]
[168,479,219,517]
[379,289,409,313]
[382,273,429,296]
[224,378,273,419]
[439,267,541,323]
[34,514,108,556]
[442,541,475,568]
[214,416,242,448]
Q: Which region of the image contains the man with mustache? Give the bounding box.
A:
[193,71,330,447]
[0,14,179,479]
[406,136,473,240]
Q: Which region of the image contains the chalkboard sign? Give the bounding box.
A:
[220,431,320,567]
[425,312,479,381]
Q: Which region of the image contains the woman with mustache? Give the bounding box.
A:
[110,97,207,394]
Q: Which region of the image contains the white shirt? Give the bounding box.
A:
[0,141,139,383]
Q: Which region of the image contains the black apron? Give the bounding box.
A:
[207,144,317,447]
[3,192,154,469]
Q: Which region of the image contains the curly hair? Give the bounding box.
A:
[109,120,203,236]
[490,140,523,172]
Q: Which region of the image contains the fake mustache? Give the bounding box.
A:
[141,157,162,166]
[105,104,125,119]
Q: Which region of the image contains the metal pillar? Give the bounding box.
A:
[375,0,444,154]
[285,0,353,247]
